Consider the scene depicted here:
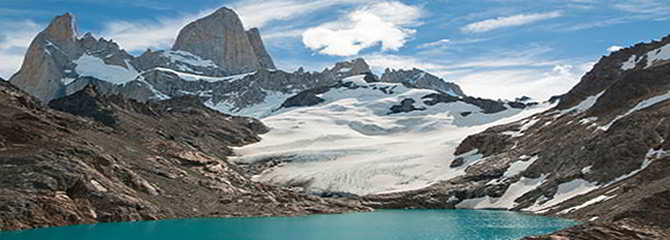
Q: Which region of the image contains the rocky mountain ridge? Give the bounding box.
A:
[363,35,670,239]
[8,10,467,119]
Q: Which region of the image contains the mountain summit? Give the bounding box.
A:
[172,7,275,74]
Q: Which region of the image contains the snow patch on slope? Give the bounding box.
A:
[207,90,294,119]
[559,91,604,116]
[154,67,253,83]
[558,195,616,215]
[504,156,539,178]
[526,179,599,213]
[74,54,139,84]
[645,43,670,68]
[456,175,546,210]
[163,50,217,68]
[601,90,670,131]
[621,55,638,70]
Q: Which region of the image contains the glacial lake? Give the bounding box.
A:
[0,210,576,240]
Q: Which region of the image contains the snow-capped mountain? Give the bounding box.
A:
[8,9,467,118]
[232,74,544,195]
[363,35,670,239]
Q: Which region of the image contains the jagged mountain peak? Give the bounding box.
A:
[44,13,77,43]
[172,7,273,74]
[212,6,236,16]
[381,67,465,96]
[325,58,372,79]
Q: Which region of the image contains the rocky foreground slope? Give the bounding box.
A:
[0,81,368,231]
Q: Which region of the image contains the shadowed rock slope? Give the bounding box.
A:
[0,81,368,231]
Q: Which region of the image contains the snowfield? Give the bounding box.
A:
[231,75,553,195]
[74,54,139,84]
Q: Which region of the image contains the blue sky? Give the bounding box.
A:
[0,0,668,99]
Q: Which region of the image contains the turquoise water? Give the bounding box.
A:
[0,210,576,240]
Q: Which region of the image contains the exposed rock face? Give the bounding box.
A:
[9,13,137,103]
[246,28,276,69]
[172,7,272,74]
[388,98,425,114]
[381,68,465,96]
[9,13,77,102]
[0,81,369,231]
[325,58,372,79]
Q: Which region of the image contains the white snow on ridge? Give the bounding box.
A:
[603,148,663,186]
[162,50,219,73]
[163,50,218,68]
[558,194,616,215]
[526,179,599,213]
[600,90,670,131]
[559,91,605,116]
[207,91,294,119]
[74,54,139,84]
[60,77,76,85]
[503,118,540,138]
[645,43,670,69]
[232,75,553,195]
[620,43,670,70]
[456,175,546,210]
[621,55,638,70]
[503,156,539,178]
[153,67,254,83]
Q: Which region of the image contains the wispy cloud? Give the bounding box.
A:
[302,1,423,56]
[461,11,562,33]
[0,20,42,79]
[614,0,670,20]
[233,0,368,28]
[416,39,451,49]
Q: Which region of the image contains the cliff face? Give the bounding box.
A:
[0,81,368,231]
[9,14,138,103]
[9,13,77,102]
[172,8,273,74]
[246,28,276,69]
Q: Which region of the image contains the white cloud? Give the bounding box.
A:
[302,1,423,56]
[0,20,42,79]
[607,45,624,52]
[450,63,591,100]
[461,11,562,33]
